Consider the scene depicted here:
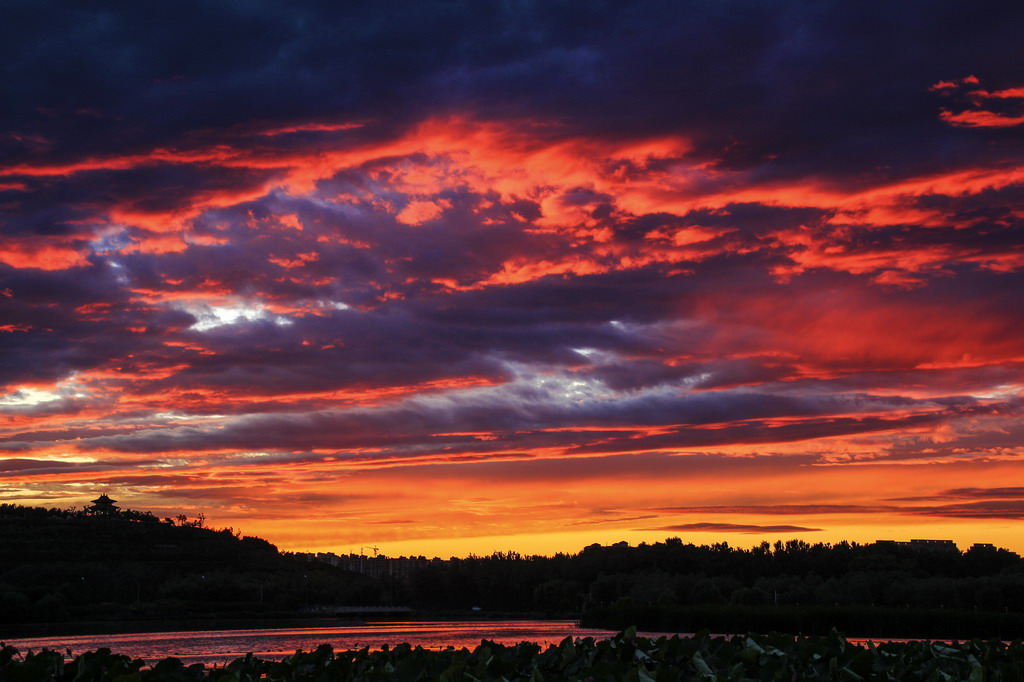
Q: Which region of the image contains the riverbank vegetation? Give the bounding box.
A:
[580,604,1024,641]
[4,629,1024,682]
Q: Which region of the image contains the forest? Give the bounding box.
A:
[406,538,1024,637]
[408,538,1024,612]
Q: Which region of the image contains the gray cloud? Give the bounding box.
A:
[643,522,823,534]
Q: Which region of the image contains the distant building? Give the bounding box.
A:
[89,494,120,515]
[969,542,1021,559]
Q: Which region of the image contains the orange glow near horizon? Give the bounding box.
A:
[84,454,1024,557]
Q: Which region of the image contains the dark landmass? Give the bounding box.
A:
[0,504,379,635]
[3,503,1023,638]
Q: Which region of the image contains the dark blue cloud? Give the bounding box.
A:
[3,0,1022,173]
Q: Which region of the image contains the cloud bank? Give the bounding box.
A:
[2,0,1023,554]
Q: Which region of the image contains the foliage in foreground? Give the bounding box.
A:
[4,629,1024,682]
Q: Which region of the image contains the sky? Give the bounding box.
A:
[2,0,1024,557]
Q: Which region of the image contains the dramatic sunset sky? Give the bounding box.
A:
[3,1,1024,557]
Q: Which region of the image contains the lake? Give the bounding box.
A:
[4,620,633,666]
[3,620,949,666]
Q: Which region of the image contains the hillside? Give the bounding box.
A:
[0,504,379,628]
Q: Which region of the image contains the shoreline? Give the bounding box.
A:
[0,611,562,640]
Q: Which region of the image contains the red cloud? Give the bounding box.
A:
[935,77,1024,128]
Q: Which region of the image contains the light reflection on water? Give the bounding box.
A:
[5,620,626,666]
[4,621,953,667]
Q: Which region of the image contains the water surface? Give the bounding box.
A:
[5,619,956,667]
[5,620,623,666]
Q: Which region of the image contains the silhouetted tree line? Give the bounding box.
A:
[5,502,1022,633]
[0,504,379,627]
[404,538,1024,615]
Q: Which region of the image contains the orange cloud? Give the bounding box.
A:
[0,242,89,270]
[396,199,450,225]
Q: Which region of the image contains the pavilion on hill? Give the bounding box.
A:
[89,494,120,515]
